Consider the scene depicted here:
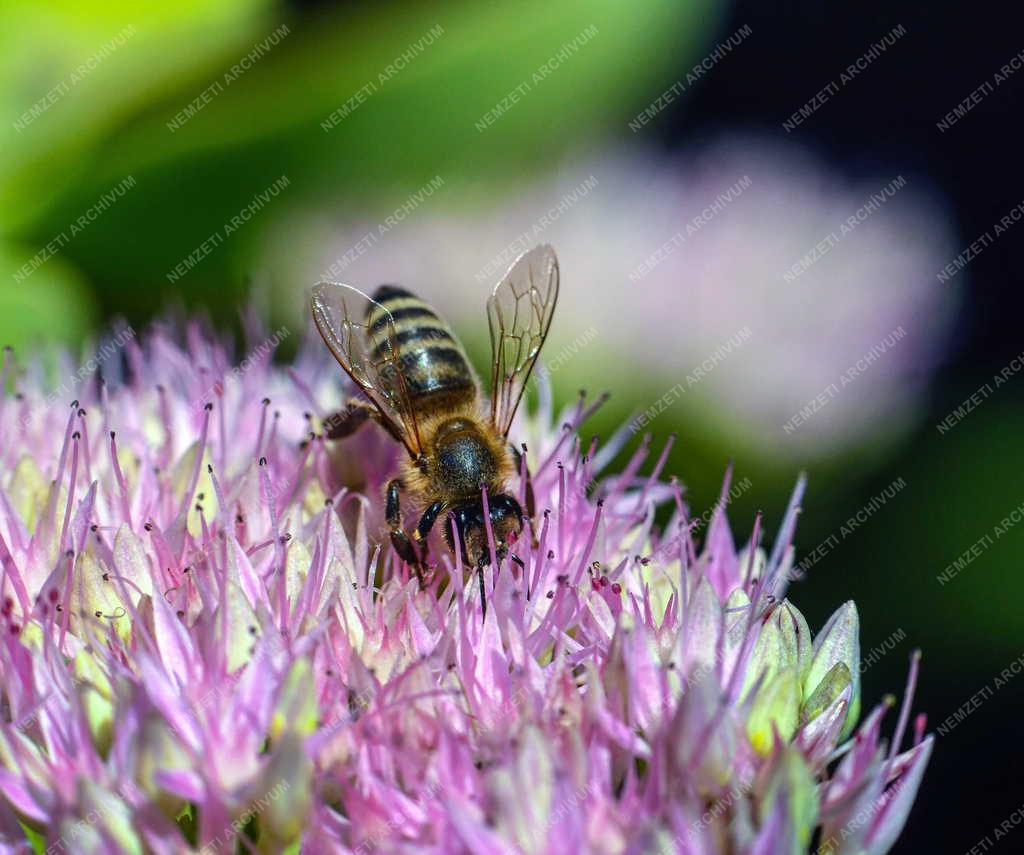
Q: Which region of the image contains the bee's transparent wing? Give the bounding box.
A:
[487,244,560,437]
[311,281,423,456]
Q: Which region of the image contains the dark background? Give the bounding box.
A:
[672,2,1023,852]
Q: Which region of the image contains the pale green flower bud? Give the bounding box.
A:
[803,601,861,736]
[747,667,801,756]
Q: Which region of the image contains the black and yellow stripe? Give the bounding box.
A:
[367,286,474,402]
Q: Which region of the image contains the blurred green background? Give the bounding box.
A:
[1,0,716,334]
[3,2,1023,852]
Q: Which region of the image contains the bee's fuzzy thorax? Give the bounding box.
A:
[398,400,515,509]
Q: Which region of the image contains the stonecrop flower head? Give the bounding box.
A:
[0,321,931,853]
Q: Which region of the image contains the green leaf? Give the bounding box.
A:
[19,822,45,854]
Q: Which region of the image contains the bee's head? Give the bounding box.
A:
[445,493,524,567]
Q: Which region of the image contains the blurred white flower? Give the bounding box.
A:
[266,139,960,460]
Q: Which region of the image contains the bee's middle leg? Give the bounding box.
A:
[323,400,373,439]
[511,443,539,547]
[386,479,424,582]
[324,399,406,445]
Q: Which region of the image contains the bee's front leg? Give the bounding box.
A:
[386,479,424,583]
[411,500,445,568]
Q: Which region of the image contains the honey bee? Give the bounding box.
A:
[310,244,559,616]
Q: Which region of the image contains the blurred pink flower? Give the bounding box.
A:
[271,140,959,459]
[0,322,930,852]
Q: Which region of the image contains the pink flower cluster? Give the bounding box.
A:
[0,322,931,853]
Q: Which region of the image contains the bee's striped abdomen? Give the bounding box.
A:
[368,286,475,403]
